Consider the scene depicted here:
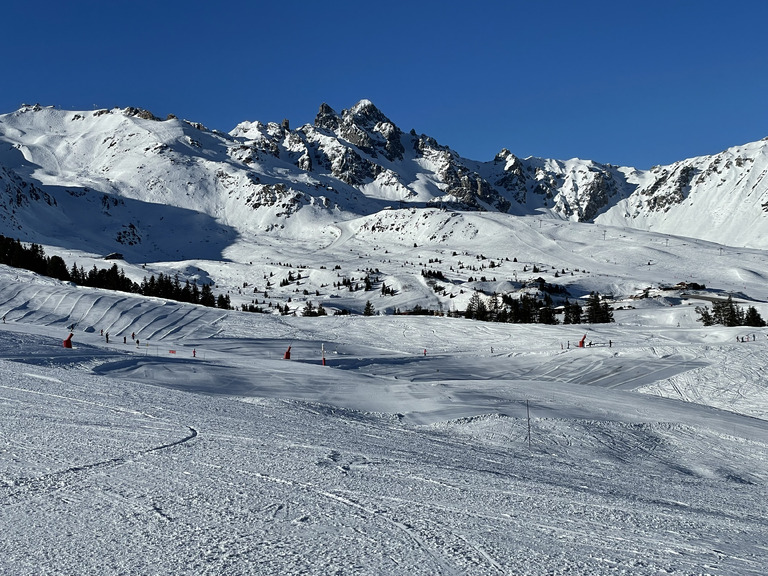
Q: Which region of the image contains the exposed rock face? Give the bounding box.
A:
[244,183,304,217]
[340,100,405,162]
[314,103,340,132]
[493,150,528,204]
[315,101,405,162]
[116,223,141,246]
[621,142,768,228]
[1,167,56,210]
[232,100,509,210]
[322,146,382,186]
[0,167,58,232]
[638,164,697,212]
[490,151,627,220]
[432,149,510,211]
[123,107,161,121]
[578,170,622,221]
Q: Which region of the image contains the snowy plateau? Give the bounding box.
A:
[0,101,767,575]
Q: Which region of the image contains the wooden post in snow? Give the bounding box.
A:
[526,399,531,450]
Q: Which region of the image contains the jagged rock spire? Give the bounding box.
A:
[315,103,340,131]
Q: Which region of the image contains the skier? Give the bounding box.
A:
[105,332,109,344]
[193,349,196,358]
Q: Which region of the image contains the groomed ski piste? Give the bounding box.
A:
[1,262,766,576]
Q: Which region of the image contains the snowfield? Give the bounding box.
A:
[1,263,766,575]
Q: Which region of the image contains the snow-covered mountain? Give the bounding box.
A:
[2,101,767,260]
[2,103,768,575]
[596,139,768,243]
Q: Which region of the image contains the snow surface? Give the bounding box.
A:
[1,259,767,575]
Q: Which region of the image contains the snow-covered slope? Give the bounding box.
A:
[1,257,767,575]
[598,139,768,246]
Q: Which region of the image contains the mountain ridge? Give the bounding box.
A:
[1,100,767,256]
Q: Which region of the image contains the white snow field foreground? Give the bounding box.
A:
[1,268,767,575]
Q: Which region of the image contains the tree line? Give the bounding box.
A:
[462,290,613,324]
[0,235,231,309]
[695,295,765,327]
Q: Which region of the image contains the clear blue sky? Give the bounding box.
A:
[3,0,767,169]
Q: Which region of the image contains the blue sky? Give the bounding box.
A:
[3,0,767,169]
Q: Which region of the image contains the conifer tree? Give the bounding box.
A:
[302,301,315,316]
[465,292,482,319]
[563,299,582,324]
[46,255,70,281]
[537,305,558,325]
[487,293,500,322]
[474,295,488,321]
[744,306,766,327]
[200,284,216,307]
[695,305,714,326]
[584,292,613,323]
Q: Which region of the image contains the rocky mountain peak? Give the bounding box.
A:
[494,148,514,163]
[344,99,389,125]
[317,99,405,162]
[314,103,340,132]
